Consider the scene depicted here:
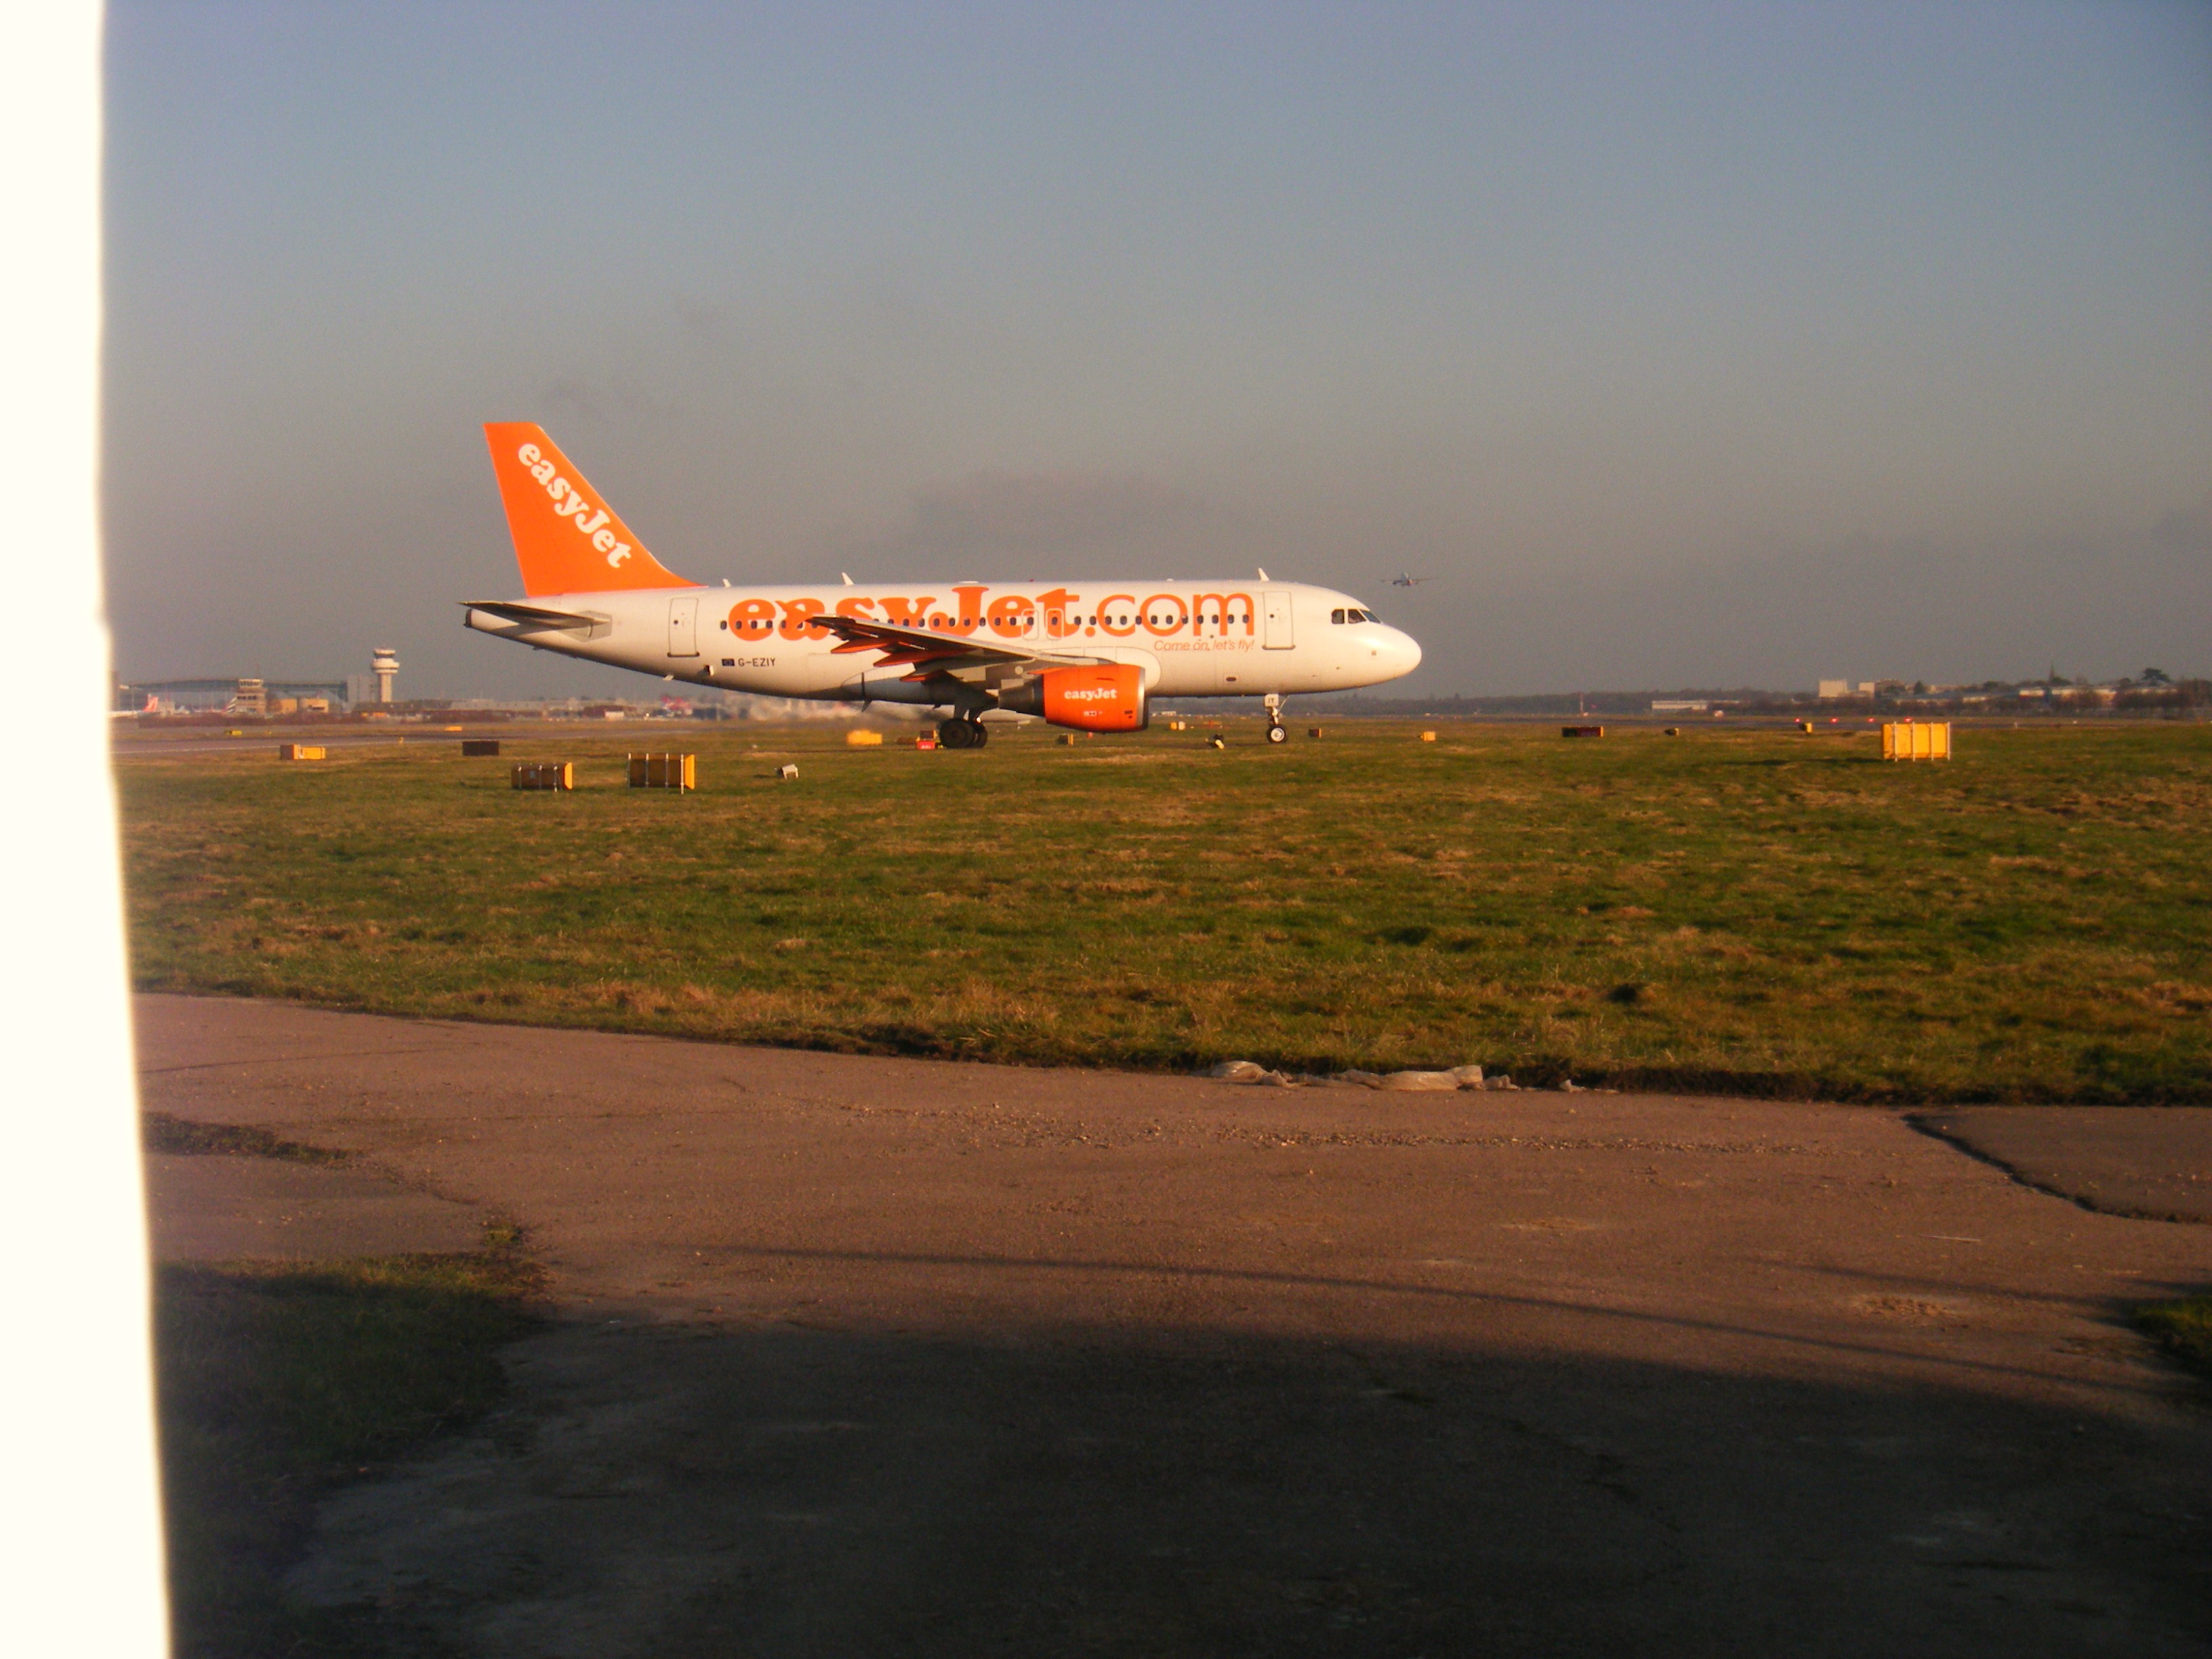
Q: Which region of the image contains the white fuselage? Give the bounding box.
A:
[466,578,1421,705]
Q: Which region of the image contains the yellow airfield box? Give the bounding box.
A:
[511,762,574,792]
[628,752,695,791]
[844,729,885,747]
[1881,722,1952,762]
[276,743,325,761]
[1419,731,1437,742]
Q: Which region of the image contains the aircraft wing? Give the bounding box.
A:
[813,614,1103,682]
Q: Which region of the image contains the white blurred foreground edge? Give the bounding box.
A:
[0,1,173,1652]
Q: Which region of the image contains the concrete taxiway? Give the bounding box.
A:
[138,994,2211,1657]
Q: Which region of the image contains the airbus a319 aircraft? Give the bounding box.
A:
[465,424,1421,745]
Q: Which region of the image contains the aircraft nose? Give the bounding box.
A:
[1393,628,1422,676]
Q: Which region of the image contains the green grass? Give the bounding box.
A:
[117,718,2212,1102]
[155,1242,541,1658]
[2133,1294,2212,1382]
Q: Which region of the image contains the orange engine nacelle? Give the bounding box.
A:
[1002,664,1149,732]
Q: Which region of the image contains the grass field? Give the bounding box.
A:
[2134,1294,2212,1383]
[117,718,2211,1103]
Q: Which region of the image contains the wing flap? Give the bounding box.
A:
[813,613,1101,681]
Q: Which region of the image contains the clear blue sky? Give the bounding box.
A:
[104,1,2211,697]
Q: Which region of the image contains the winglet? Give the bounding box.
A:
[483,422,696,596]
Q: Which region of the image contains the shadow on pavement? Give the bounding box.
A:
[289,1316,2212,1658]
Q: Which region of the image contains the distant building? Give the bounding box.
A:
[371,647,400,704]
[115,678,351,714]
[1651,699,1709,712]
[1817,680,1849,699]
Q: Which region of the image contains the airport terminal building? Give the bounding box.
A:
[117,678,352,716]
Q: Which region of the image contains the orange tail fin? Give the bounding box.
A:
[483,422,695,596]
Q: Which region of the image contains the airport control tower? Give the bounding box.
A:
[371,647,399,705]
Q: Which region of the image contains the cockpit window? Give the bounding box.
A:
[1330,609,1347,624]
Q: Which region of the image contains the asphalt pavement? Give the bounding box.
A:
[138,994,2212,1658]
[1917,1108,2212,1225]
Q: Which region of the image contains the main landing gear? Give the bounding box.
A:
[1264,692,1289,744]
[937,716,989,750]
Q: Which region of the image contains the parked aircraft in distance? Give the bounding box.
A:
[1385,572,1435,587]
[465,425,1420,747]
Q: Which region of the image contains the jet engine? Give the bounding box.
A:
[999,663,1149,732]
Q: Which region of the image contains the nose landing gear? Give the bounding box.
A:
[1264,692,1289,744]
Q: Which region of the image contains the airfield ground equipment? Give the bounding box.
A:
[628,753,696,792]
[1881,722,1952,761]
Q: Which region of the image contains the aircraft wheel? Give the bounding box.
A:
[1266,722,1290,745]
[937,718,970,748]
[969,720,989,748]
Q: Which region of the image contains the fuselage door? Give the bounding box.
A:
[668,595,699,657]
[1262,589,1293,650]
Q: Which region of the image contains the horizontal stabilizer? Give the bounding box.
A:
[462,600,602,630]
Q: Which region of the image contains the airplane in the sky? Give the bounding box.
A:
[464,424,1420,747]
[1384,572,1435,588]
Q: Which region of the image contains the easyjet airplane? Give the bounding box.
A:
[464,424,1421,745]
